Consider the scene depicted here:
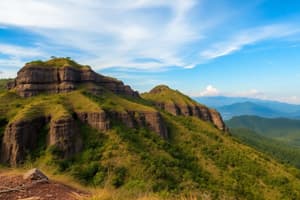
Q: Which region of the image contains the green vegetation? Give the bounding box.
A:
[227,115,300,146]
[0,79,11,92]
[25,57,91,69]
[2,84,300,199]
[230,128,300,168]
[142,85,203,106]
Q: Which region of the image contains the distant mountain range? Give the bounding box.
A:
[227,115,300,168]
[227,115,300,147]
[195,96,300,120]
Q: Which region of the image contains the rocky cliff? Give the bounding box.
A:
[142,85,227,131]
[8,58,138,97]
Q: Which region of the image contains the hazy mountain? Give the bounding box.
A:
[195,96,300,119]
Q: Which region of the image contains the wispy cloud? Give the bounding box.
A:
[0,43,44,57]
[200,24,300,59]
[192,85,300,104]
[0,0,201,70]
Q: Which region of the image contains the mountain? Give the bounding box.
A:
[1,58,300,199]
[141,85,226,131]
[227,115,300,146]
[194,96,259,108]
[218,102,283,120]
[195,96,300,119]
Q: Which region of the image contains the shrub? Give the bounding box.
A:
[112,167,127,188]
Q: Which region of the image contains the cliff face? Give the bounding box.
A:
[156,102,226,131]
[0,117,47,165]
[8,64,138,97]
[1,109,168,166]
[142,85,227,131]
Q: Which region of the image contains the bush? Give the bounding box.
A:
[112,167,127,188]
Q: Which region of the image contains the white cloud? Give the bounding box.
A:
[0,0,201,70]
[190,86,300,104]
[0,44,44,58]
[198,85,220,96]
[201,24,300,59]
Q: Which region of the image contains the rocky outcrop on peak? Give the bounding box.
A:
[156,102,226,131]
[143,85,227,131]
[8,63,138,97]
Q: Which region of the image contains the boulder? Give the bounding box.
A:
[23,168,48,181]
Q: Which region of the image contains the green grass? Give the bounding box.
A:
[230,127,300,169]
[142,85,203,107]
[83,90,155,112]
[0,79,12,92]
[25,57,91,70]
[2,87,300,199]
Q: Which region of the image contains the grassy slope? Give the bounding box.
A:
[0,79,12,92]
[230,128,300,168]
[227,115,300,146]
[25,57,91,69]
[1,89,300,199]
[141,85,202,106]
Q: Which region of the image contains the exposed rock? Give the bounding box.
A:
[0,115,84,165]
[0,117,47,166]
[23,168,48,181]
[76,111,110,132]
[209,109,227,131]
[143,85,227,131]
[48,117,82,158]
[108,110,168,138]
[10,64,139,97]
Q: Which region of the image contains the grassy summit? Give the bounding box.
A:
[25,57,91,70]
[142,85,202,106]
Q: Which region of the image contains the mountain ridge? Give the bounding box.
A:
[195,96,300,119]
[1,58,300,199]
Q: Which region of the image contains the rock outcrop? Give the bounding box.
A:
[143,85,227,131]
[1,115,83,166]
[0,117,47,166]
[23,168,48,181]
[156,102,226,131]
[0,109,168,165]
[108,111,168,139]
[48,117,82,158]
[8,60,138,97]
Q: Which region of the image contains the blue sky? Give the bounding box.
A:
[0,0,300,103]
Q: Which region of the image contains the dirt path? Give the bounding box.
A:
[0,173,89,200]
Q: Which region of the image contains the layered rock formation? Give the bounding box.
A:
[143,85,227,131]
[1,109,168,166]
[8,60,138,97]
[1,117,47,165]
[108,111,168,139]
